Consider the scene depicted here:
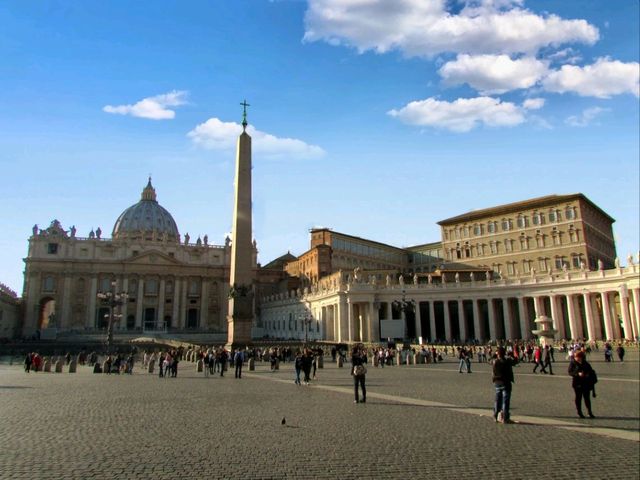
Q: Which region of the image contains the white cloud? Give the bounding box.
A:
[523,97,545,109]
[439,54,548,94]
[543,58,640,98]
[187,118,326,159]
[103,90,188,120]
[304,0,599,56]
[388,96,526,132]
[565,107,609,127]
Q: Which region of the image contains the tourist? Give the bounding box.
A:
[492,346,515,424]
[532,345,547,373]
[24,352,32,373]
[294,350,303,385]
[568,350,596,419]
[158,352,165,378]
[218,348,228,377]
[234,348,244,379]
[543,345,554,375]
[616,344,625,362]
[301,348,313,385]
[351,345,367,403]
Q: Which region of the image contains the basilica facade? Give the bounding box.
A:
[21,180,281,338]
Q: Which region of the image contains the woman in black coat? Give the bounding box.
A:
[351,345,367,404]
[568,350,596,418]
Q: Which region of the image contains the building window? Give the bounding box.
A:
[555,256,565,269]
[520,235,529,250]
[507,263,516,275]
[145,279,158,295]
[572,254,583,268]
[43,276,55,292]
[463,226,470,237]
[188,280,199,296]
[488,222,497,234]
[536,234,545,248]
[538,258,548,271]
[504,239,513,252]
[100,278,113,292]
[566,207,576,220]
[552,232,561,246]
[522,260,531,273]
[477,244,484,256]
[532,212,545,226]
[568,226,578,243]
[517,215,528,229]
[47,243,58,254]
[501,219,512,231]
[490,241,498,254]
[464,243,471,258]
[549,209,561,222]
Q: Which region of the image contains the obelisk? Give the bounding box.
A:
[227,100,254,347]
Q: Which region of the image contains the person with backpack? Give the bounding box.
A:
[568,350,597,418]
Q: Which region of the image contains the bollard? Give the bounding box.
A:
[317,355,324,369]
[373,355,379,367]
[196,359,203,373]
[406,354,411,366]
[55,359,64,373]
[395,352,401,366]
[275,358,280,370]
[337,356,344,368]
[68,359,77,373]
[249,358,255,371]
[148,361,155,374]
[43,359,52,373]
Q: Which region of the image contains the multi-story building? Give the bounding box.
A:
[438,194,616,278]
[20,180,282,338]
[0,283,20,340]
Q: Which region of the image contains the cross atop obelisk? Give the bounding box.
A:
[227,100,255,348]
[240,99,250,130]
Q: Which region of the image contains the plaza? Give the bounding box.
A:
[1,349,638,479]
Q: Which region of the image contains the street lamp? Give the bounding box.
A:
[392,288,416,342]
[301,307,313,345]
[97,281,128,353]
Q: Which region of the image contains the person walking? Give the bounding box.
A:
[301,348,313,385]
[616,344,625,362]
[351,345,367,404]
[234,348,244,379]
[294,350,303,385]
[532,345,547,373]
[24,352,32,373]
[543,345,554,375]
[568,350,597,418]
[492,346,515,424]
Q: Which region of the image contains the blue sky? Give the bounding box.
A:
[1,0,638,293]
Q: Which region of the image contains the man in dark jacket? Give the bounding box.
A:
[492,347,515,424]
[568,350,596,418]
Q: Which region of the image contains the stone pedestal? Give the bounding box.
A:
[43,359,52,373]
[337,356,344,368]
[249,358,255,371]
[68,359,77,373]
[197,359,203,372]
[532,315,558,347]
[55,360,64,373]
[148,362,154,374]
[317,355,324,369]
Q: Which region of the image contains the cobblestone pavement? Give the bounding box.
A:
[1,351,638,480]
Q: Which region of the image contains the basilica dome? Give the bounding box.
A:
[112,179,180,242]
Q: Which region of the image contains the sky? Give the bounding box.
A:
[1,0,638,294]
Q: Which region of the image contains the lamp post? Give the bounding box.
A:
[392,288,416,342]
[97,281,128,353]
[302,307,313,345]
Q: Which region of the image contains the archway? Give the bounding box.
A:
[38,297,56,330]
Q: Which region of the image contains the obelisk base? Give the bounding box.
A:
[226,296,254,349]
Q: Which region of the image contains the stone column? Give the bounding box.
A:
[472,298,482,341]
[590,294,603,340]
[136,279,144,329]
[180,278,188,329]
[87,276,98,328]
[201,279,209,329]
[429,301,436,342]
[385,302,392,321]
[172,278,180,330]
[414,302,422,342]
[549,295,563,340]
[347,300,354,343]
[517,297,528,340]
[61,276,72,329]
[631,287,640,340]
[502,298,513,340]
[443,301,452,342]
[533,296,544,317]
[619,287,633,340]
[600,291,614,340]
[566,294,581,340]
[487,299,497,341]
[158,278,166,330]
[370,301,380,343]
[582,292,595,341]
[338,296,348,343]
[457,299,466,342]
